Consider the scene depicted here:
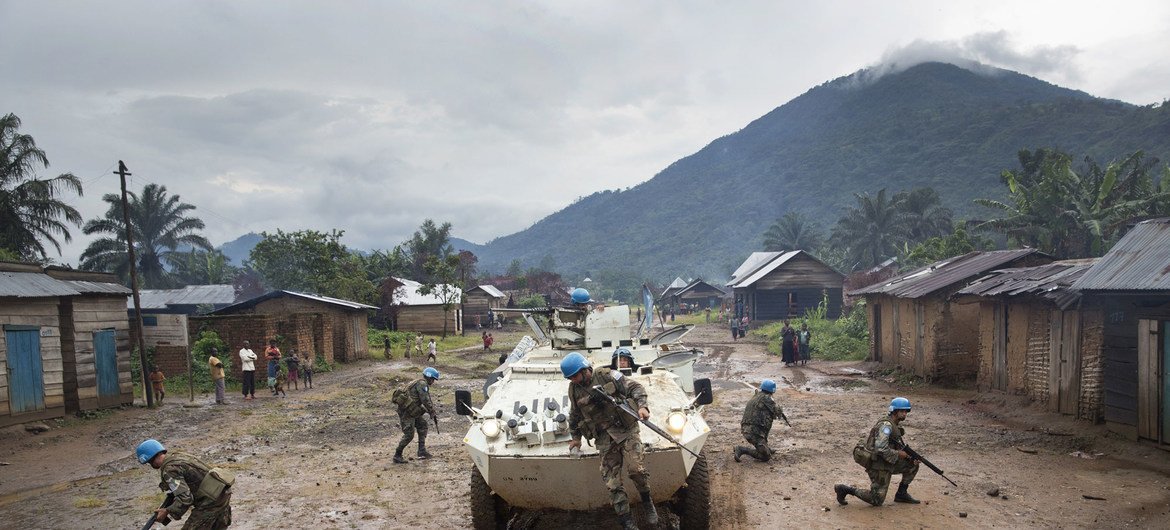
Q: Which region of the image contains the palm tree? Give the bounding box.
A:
[762,211,824,251]
[167,249,239,285]
[895,187,953,244]
[80,183,212,288]
[0,113,83,260]
[830,189,908,270]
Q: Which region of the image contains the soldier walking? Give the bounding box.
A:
[392,367,440,464]
[562,352,657,530]
[735,379,784,462]
[136,438,233,529]
[835,397,921,506]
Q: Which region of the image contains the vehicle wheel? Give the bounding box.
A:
[470,466,508,529]
[678,452,710,530]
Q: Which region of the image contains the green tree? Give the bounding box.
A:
[362,247,411,282]
[418,254,463,338]
[762,211,824,251]
[0,113,83,260]
[80,183,211,288]
[902,226,995,267]
[829,189,908,271]
[168,249,240,285]
[247,229,376,303]
[406,219,453,282]
[894,187,953,243]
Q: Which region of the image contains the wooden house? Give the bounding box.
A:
[726,251,844,321]
[464,285,505,328]
[669,279,729,311]
[850,249,1051,381]
[1072,218,1170,443]
[205,290,377,365]
[1,262,132,427]
[391,278,463,335]
[954,260,1102,420]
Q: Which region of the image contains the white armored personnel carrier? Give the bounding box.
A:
[455,294,713,529]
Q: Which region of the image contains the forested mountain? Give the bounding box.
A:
[469,61,1170,280]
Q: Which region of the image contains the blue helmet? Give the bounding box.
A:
[423,367,440,380]
[760,379,777,393]
[560,352,591,379]
[889,397,911,413]
[570,288,592,304]
[612,347,633,361]
[136,438,166,464]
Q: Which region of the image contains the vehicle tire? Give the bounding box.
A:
[470,465,506,529]
[678,452,710,530]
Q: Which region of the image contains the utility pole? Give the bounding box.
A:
[118,161,154,408]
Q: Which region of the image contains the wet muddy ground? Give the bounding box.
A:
[2,323,1169,528]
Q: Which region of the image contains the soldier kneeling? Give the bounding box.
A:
[735,379,784,462]
[835,397,921,506]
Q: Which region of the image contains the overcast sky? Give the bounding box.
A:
[3,1,1168,266]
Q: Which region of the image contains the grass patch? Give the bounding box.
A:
[756,296,869,361]
[73,497,105,509]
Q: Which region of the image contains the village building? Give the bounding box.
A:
[850,249,1051,380]
[954,259,1103,420]
[1072,218,1170,444]
[387,277,463,335]
[665,279,729,311]
[127,285,236,378]
[1,262,132,427]
[726,251,845,321]
[195,291,377,377]
[463,284,505,328]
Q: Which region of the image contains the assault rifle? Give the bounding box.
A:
[590,386,700,459]
[894,441,958,486]
[141,493,174,530]
[432,414,440,434]
[740,381,792,428]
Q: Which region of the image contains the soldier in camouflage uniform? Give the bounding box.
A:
[136,439,232,529]
[562,351,657,530]
[392,367,440,464]
[835,397,921,506]
[734,379,783,462]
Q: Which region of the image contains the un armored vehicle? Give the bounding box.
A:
[455,296,713,529]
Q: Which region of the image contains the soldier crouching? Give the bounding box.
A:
[136,438,233,529]
[735,378,783,462]
[835,397,921,506]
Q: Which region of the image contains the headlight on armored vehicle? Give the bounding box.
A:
[666,411,688,434]
[481,419,502,438]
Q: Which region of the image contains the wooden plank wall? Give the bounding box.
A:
[70,295,134,409]
[0,297,66,424]
[398,305,462,335]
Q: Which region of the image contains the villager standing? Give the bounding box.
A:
[135,439,233,529]
[414,333,424,358]
[209,348,227,405]
[285,349,300,391]
[562,352,657,530]
[392,367,440,464]
[835,397,921,506]
[780,320,797,366]
[740,312,750,338]
[300,352,314,389]
[427,338,437,362]
[238,341,257,400]
[265,340,281,395]
[798,322,812,365]
[730,315,739,342]
[735,379,784,462]
[149,366,166,404]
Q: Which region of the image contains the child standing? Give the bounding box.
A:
[286,349,301,390]
[148,366,165,404]
[427,338,437,362]
[301,353,314,389]
[274,371,287,397]
[265,340,281,395]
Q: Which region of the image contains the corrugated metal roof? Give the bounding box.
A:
[727,252,782,286]
[132,285,236,310]
[60,280,132,295]
[674,279,729,298]
[0,271,81,297]
[1073,218,1170,291]
[956,259,1095,308]
[210,289,378,314]
[729,251,803,288]
[470,285,505,298]
[391,278,461,306]
[850,249,1045,299]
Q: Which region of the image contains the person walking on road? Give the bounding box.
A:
[238,341,257,400]
[427,338,437,362]
[735,379,785,463]
[392,367,440,464]
[562,352,658,530]
[835,397,921,506]
[781,320,797,366]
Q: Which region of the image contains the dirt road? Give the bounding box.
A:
[1,324,1168,528]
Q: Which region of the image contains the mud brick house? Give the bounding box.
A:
[197,291,377,376]
[726,251,844,321]
[1,262,132,427]
[955,260,1103,420]
[391,277,463,335]
[851,249,1052,380]
[1072,218,1170,443]
[464,285,505,328]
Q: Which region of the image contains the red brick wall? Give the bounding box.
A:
[189,313,336,380]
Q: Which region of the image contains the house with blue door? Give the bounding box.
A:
[1,262,131,427]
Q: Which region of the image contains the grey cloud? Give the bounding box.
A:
[855,32,1082,85]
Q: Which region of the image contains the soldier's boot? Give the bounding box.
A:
[640,491,658,526]
[894,483,920,504]
[618,513,638,530]
[734,446,747,463]
[417,442,433,459]
[392,452,407,464]
[834,484,855,505]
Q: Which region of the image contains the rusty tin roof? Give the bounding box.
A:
[850,248,1045,299]
[1073,218,1170,292]
[956,259,1096,309]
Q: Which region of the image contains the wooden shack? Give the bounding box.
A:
[392,278,463,335]
[955,260,1103,420]
[666,279,728,311]
[207,291,376,363]
[850,249,1051,381]
[726,251,844,321]
[464,285,505,328]
[1,262,132,427]
[1072,218,1170,443]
